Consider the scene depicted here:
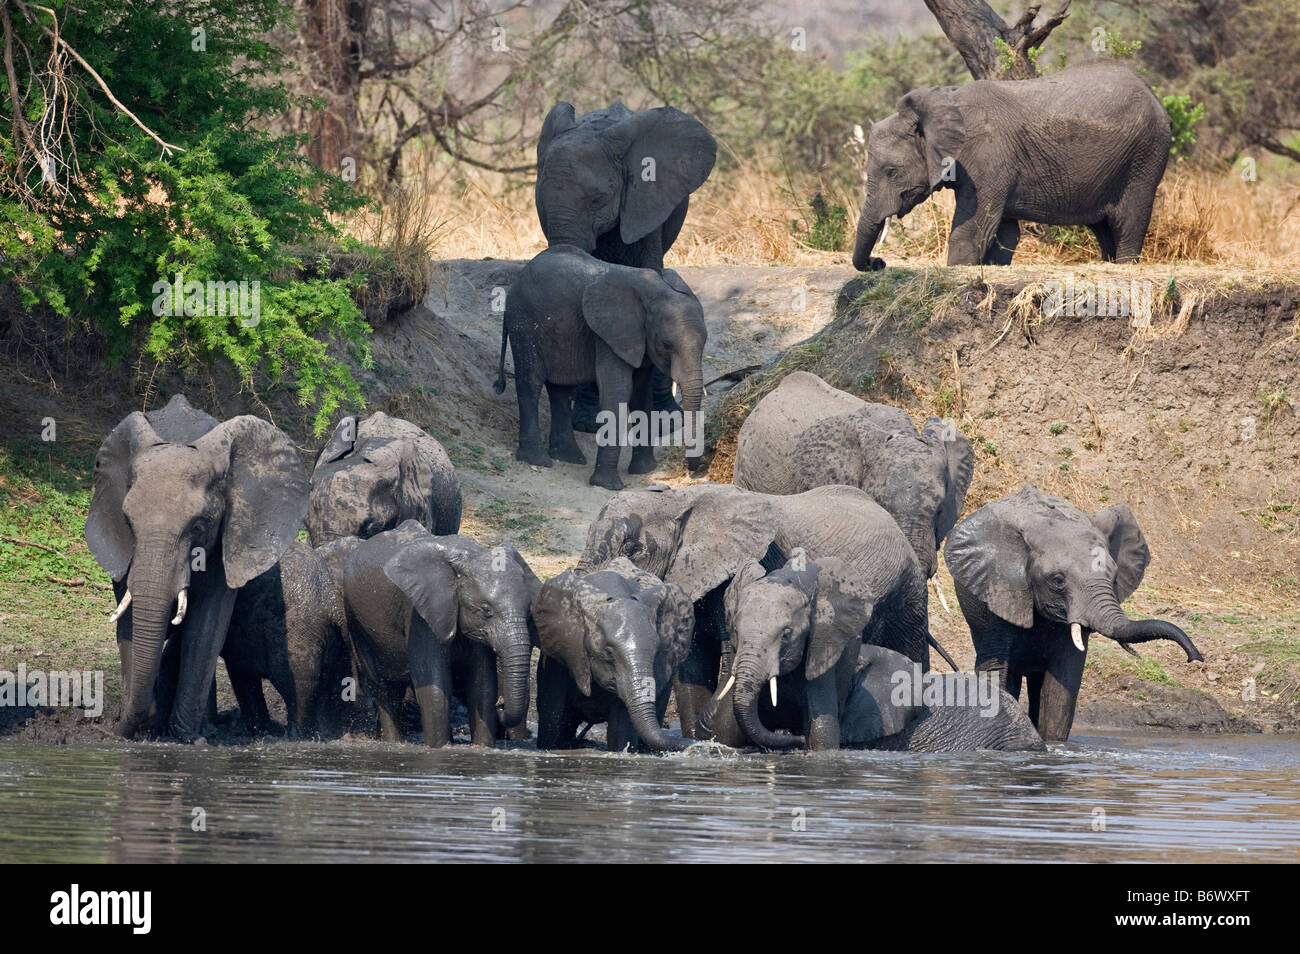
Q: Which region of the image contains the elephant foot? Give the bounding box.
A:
[516,446,553,468]
[627,450,657,474]
[548,443,587,465]
[589,469,624,491]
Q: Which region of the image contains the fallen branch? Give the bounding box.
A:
[2,535,61,554]
[45,574,84,587]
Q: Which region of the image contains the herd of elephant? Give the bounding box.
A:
[81,61,1193,753]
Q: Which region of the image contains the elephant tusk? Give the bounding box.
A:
[171,589,188,626]
[672,380,680,402]
[718,675,735,699]
[108,589,132,622]
[930,578,951,614]
[1071,622,1085,652]
[769,677,778,707]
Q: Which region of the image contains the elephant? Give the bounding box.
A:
[317,520,539,746]
[220,542,354,737]
[534,101,716,434]
[841,645,1044,752]
[852,61,1171,270]
[943,484,1204,742]
[306,411,461,546]
[532,558,694,752]
[86,395,309,740]
[732,371,974,578]
[493,244,708,490]
[576,481,936,747]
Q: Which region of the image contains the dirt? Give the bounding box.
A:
[2,260,1297,742]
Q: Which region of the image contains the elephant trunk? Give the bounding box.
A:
[616,655,687,752]
[493,617,533,728]
[118,571,182,738]
[852,212,885,272]
[672,357,706,473]
[732,652,804,750]
[1083,589,1204,662]
[899,517,939,580]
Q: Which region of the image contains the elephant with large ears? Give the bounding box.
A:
[317,521,538,746]
[494,244,707,490]
[86,395,309,741]
[576,482,935,743]
[306,411,462,546]
[853,61,1170,270]
[943,484,1203,741]
[732,372,973,579]
[532,559,694,752]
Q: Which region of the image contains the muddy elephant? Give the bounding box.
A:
[318,521,538,746]
[220,542,353,737]
[86,396,309,740]
[306,412,461,546]
[853,61,1171,269]
[944,484,1203,741]
[533,559,694,752]
[576,482,937,745]
[732,371,973,578]
[494,245,707,490]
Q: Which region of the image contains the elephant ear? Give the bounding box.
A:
[807,559,873,681]
[943,500,1034,629]
[660,269,692,297]
[85,412,166,581]
[383,539,459,644]
[536,101,576,166]
[665,491,778,603]
[145,394,218,444]
[920,417,975,547]
[722,559,769,636]
[533,571,595,695]
[639,579,695,681]
[315,415,359,469]
[1089,503,1150,603]
[582,270,647,368]
[196,416,310,588]
[898,87,965,191]
[605,107,717,245]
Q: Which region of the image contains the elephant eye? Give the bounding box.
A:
[782,626,793,639]
[1049,572,1066,588]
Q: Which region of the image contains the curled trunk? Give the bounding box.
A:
[616,663,687,751]
[1086,589,1204,662]
[732,657,804,750]
[852,215,885,271]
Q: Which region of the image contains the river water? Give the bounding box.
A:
[1,732,1296,862]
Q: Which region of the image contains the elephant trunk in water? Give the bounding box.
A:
[852,213,885,271]
[1082,584,1203,661]
[615,649,687,751]
[732,650,804,750]
[119,541,188,737]
[493,617,533,728]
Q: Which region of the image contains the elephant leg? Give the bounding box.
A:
[408,614,453,747]
[627,365,658,475]
[606,701,639,754]
[375,682,405,742]
[804,666,843,752]
[536,654,580,750]
[1108,209,1152,264]
[512,350,552,468]
[674,635,720,741]
[590,360,633,490]
[226,660,271,734]
[947,186,1005,265]
[982,218,1020,265]
[1088,220,1117,261]
[168,585,237,741]
[1036,646,1086,742]
[152,634,182,733]
[545,383,586,464]
[465,642,500,747]
[1024,671,1044,726]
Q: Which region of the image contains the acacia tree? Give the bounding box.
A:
[923,0,1073,79]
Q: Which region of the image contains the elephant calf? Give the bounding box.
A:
[494,245,708,490]
[533,559,694,752]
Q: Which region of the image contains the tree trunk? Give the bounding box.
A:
[923,0,1073,80]
[302,0,368,175]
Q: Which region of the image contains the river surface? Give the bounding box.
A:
[1,732,1297,862]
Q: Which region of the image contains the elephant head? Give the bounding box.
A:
[307,412,460,545]
[792,408,973,577]
[582,265,708,421]
[535,102,716,256]
[533,558,694,751]
[944,485,1204,663]
[383,529,539,728]
[709,553,874,750]
[86,405,309,738]
[853,87,964,271]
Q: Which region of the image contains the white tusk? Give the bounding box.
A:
[1071,622,1085,652]
[109,590,132,622]
[171,589,188,626]
[718,675,735,699]
[931,578,951,614]
[672,380,681,401]
[769,677,778,707]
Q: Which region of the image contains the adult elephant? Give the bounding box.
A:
[576,482,934,745]
[318,520,538,746]
[853,61,1171,270]
[943,485,1204,741]
[306,411,461,546]
[494,244,707,490]
[534,101,716,434]
[86,397,309,740]
[732,371,973,579]
[532,559,694,752]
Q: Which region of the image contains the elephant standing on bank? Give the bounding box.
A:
[853,61,1171,270]
[306,412,461,546]
[732,371,973,579]
[944,485,1203,741]
[86,396,309,740]
[577,482,936,748]
[494,245,707,490]
[533,559,694,752]
[318,521,539,746]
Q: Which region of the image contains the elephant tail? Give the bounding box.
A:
[493,320,509,394]
[928,633,959,672]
